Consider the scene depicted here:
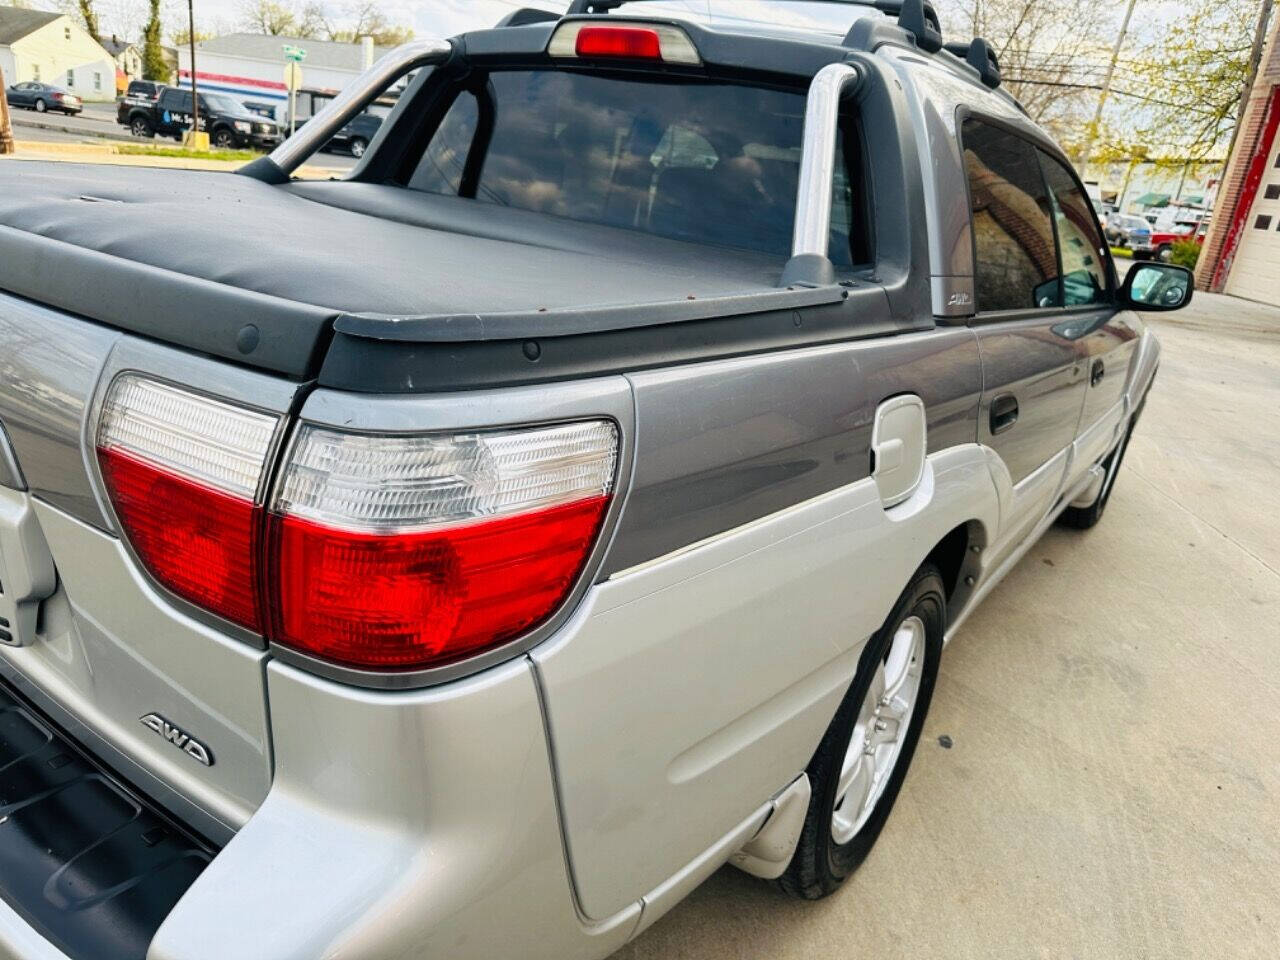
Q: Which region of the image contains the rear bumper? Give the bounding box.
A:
[0,656,635,960]
[0,679,211,960]
[146,657,637,960]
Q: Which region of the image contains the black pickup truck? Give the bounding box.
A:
[117,86,282,149]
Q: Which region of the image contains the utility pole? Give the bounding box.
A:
[187,0,200,144]
[1218,0,1275,187]
[0,63,13,155]
[1080,0,1139,183]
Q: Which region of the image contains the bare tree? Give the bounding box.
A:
[239,0,321,38]
[323,1,414,45]
[942,0,1107,145]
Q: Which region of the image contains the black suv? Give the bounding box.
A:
[118,87,282,150]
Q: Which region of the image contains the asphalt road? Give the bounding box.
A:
[617,291,1280,959]
[7,99,356,172]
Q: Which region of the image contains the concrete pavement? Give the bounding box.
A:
[617,292,1280,959]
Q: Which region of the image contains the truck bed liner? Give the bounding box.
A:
[0,164,811,377]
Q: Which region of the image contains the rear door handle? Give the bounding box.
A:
[990,393,1019,435]
[1090,359,1105,386]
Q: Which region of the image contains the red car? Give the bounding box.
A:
[1141,220,1208,262]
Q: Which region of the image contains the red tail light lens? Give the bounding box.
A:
[95,376,279,632]
[266,421,619,671]
[98,447,263,629]
[575,26,662,60]
[96,375,619,674]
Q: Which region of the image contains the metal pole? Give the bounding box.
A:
[1080,0,1139,182]
[288,70,297,138]
[0,63,14,155]
[187,0,200,143]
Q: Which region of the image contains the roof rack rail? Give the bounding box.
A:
[891,0,943,52]
[943,37,1001,88]
[558,0,954,61]
[497,7,563,27]
[565,0,940,30]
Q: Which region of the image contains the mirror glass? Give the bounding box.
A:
[1127,262,1192,310]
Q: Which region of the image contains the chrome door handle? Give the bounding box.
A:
[990,393,1019,435]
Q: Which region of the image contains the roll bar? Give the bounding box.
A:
[783,62,862,287]
[241,38,453,181]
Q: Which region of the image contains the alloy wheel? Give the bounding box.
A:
[831,615,926,844]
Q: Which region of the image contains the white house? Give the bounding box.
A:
[178,33,386,123]
[102,35,143,92]
[0,6,115,102]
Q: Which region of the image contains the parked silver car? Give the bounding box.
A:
[0,1,1189,958]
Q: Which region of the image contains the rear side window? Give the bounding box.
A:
[409,71,867,265]
[1038,151,1110,306]
[962,119,1059,311]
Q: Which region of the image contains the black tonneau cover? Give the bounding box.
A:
[0,163,830,378]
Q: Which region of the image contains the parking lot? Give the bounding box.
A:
[619,292,1280,959]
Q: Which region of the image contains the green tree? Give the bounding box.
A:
[1114,0,1257,162]
[76,0,101,44]
[142,0,170,83]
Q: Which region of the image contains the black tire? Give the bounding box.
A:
[1156,244,1172,263]
[1059,400,1144,530]
[778,564,946,900]
[212,127,236,149]
[34,99,47,113]
[349,137,368,158]
[130,116,153,138]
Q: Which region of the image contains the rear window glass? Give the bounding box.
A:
[410,70,864,264]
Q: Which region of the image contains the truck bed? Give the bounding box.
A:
[0,164,824,379]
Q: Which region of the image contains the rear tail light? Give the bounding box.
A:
[267,421,618,670]
[96,375,619,674]
[96,376,279,631]
[549,20,702,65]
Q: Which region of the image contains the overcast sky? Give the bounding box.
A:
[89,0,861,44]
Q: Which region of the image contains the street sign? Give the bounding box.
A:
[283,44,307,62]
[283,61,303,91]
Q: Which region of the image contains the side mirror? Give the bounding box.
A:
[1121,261,1193,312]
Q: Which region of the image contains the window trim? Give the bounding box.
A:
[956,107,1118,324]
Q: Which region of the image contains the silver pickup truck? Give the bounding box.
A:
[0,2,1190,958]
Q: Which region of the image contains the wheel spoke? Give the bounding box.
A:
[835,750,874,823]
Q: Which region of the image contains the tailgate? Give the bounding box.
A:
[0,291,301,841]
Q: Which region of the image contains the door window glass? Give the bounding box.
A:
[1038,150,1110,306]
[962,119,1060,311]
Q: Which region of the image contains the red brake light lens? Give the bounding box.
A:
[98,447,263,630]
[575,26,663,60]
[95,376,279,632]
[266,421,619,671]
[270,496,610,669]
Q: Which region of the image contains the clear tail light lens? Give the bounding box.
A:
[266,421,619,671]
[96,376,279,631]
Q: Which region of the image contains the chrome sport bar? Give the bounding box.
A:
[784,62,863,285]
[259,38,453,179]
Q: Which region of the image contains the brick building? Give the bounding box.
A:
[1196,18,1280,305]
